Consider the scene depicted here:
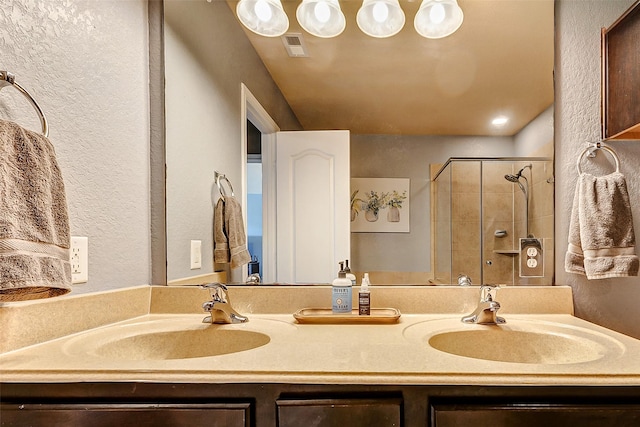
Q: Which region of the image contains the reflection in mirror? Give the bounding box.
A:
[432,158,554,286]
[163,0,554,285]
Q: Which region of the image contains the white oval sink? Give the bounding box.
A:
[93,329,270,360]
[429,329,606,364]
[62,317,273,360]
[404,318,625,365]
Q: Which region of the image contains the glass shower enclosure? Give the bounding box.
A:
[432,158,554,285]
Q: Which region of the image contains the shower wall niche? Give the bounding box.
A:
[432,158,554,285]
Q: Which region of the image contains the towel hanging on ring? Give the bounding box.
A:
[565,143,639,279]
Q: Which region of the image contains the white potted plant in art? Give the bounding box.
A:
[363,191,389,222]
[386,190,407,222]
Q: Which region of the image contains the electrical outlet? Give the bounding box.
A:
[71,236,88,284]
[190,240,202,270]
[519,238,543,278]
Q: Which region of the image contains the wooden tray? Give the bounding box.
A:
[293,308,401,324]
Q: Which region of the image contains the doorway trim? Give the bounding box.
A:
[241,84,279,282]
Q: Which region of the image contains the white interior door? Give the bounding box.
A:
[276,130,350,284]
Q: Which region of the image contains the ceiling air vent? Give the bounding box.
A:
[281,33,309,58]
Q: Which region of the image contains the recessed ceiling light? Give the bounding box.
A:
[492,116,508,126]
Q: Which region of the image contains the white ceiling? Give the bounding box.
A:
[230,0,554,136]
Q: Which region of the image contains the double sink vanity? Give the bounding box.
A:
[2,284,640,426]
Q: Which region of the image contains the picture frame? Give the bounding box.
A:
[350,178,410,233]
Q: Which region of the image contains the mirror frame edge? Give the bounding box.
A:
[149,0,167,286]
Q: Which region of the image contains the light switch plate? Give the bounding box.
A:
[190,240,202,270]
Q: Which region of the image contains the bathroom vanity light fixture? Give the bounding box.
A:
[236,0,290,37]
[236,0,464,39]
[414,0,464,39]
[296,0,346,38]
[356,0,406,38]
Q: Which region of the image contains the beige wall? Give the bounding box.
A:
[1,0,150,294]
[556,0,640,339]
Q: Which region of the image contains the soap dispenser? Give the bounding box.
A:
[332,262,352,314]
[344,259,356,285]
[359,273,371,315]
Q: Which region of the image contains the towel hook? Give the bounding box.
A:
[214,171,234,200]
[0,71,49,137]
[576,142,620,175]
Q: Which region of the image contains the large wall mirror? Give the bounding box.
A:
[162,0,554,286]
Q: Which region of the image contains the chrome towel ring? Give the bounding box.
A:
[576,142,621,175]
[215,171,235,200]
[0,70,49,137]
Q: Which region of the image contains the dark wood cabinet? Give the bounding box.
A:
[2,382,640,427]
[277,398,401,427]
[432,403,640,427]
[602,0,640,140]
[0,402,251,427]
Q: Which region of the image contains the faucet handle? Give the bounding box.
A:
[457,274,472,286]
[201,283,228,303]
[480,285,499,302]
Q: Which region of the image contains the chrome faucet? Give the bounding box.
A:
[462,285,506,325]
[457,274,472,286]
[201,283,248,324]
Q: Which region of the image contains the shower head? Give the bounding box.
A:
[505,163,533,238]
[504,164,532,183]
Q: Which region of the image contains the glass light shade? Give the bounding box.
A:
[356,0,406,38]
[236,0,289,37]
[414,0,464,39]
[296,0,346,38]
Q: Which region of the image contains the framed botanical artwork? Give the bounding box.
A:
[350,178,410,233]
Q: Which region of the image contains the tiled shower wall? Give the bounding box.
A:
[434,159,554,285]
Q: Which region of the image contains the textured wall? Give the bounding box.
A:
[0,0,150,294]
[556,0,640,339]
[515,106,554,157]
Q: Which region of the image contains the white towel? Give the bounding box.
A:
[0,119,72,301]
[565,172,639,279]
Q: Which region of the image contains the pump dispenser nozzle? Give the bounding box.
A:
[338,262,346,278]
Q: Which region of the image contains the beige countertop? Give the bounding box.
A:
[2,285,640,386]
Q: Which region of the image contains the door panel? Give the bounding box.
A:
[276,130,350,284]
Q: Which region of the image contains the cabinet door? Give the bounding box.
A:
[432,403,640,427]
[277,398,401,427]
[0,402,251,427]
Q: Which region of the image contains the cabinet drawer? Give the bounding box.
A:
[0,402,251,427]
[277,398,402,427]
[432,403,640,427]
